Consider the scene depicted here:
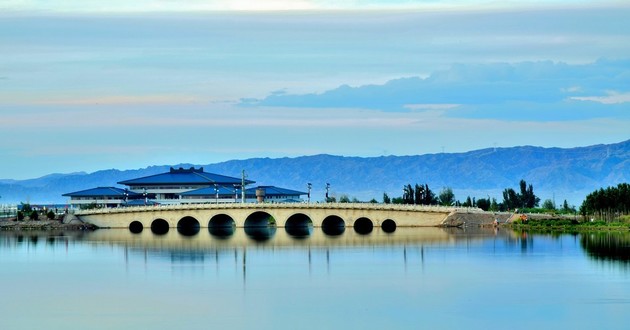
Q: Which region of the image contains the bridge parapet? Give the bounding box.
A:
[75,203,486,229]
[76,202,479,216]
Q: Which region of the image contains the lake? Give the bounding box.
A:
[1,226,629,329]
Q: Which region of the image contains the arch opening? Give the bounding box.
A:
[177,216,200,236]
[244,211,277,241]
[381,219,397,233]
[322,215,345,236]
[151,218,169,235]
[129,221,144,234]
[244,226,277,242]
[244,211,277,228]
[285,213,313,238]
[354,217,373,235]
[208,214,236,238]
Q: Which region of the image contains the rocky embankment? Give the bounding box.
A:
[0,218,97,231]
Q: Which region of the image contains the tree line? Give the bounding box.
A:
[382,179,578,213]
[580,183,630,222]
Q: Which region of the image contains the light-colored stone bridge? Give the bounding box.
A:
[74,203,504,232]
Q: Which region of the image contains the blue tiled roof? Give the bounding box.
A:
[179,186,238,196]
[62,187,138,198]
[245,186,307,197]
[118,167,255,186]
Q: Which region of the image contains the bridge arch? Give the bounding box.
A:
[285,213,313,238]
[244,211,277,227]
[129,220,143,234]
[381,219,396,233]
[151,218,170,235]
[177,216,200,236]
[354,217,373,235]
[208,214,236,238]
[322,215,345,236]
[209,214,236,228]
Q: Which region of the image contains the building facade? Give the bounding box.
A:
[63,167,307,208]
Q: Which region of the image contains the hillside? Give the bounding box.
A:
[1,140,629,206]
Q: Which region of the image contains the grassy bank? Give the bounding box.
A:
[507,217,630,232]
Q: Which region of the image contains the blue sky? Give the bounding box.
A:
[1,1,629,179]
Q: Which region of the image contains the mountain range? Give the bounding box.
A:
[1,140,629,206]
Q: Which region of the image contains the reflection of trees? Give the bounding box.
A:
[581,232,630,263]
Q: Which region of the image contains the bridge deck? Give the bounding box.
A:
[74,203,492,229]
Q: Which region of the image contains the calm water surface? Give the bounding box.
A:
[1,226,629,329]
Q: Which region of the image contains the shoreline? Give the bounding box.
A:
[0,219,97,231]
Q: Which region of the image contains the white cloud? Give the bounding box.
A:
[570,91,630,104]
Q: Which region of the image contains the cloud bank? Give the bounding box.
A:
[241,59,630,121]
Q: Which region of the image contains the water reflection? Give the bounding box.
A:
[285,225,313,239]
[244,226,276,242]
[581,231,630,264]
[208,225,235,238]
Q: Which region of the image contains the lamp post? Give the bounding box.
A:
[214,184,219,204]
[325,183,330,203]
[143,188,147,206]
[307,183,312,204]
[124,189,128,207]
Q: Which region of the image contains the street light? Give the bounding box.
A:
[214,184,219,204]
[143,188,147,206]
[307,183,312,203]
[325,183,330,202]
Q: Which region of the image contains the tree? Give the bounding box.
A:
[502,188,520,210]
[438,187,455,206]
[383,193,391,204]
[542,199,555,210]
[338,194,350,203]
[476,198,491,211]
[47,210,56,220]
[490,198,499,212]
[414,184,424,205]
[580,183,630,222]
[30,210,39,221]
[403,184,414,204]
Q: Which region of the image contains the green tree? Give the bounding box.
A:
[21,203,32,214]
[438,187,455,206]
[502,188,520,210]
[47,210,55,220]
[476,198,491,211]
[414,184,423,205]
[30,210,39,221]
[383,192,391,204]
[17,211,24,221]
[338,194,350,203]
[542,199,555,210]
[490,198,499,212]
[580,183,630,222]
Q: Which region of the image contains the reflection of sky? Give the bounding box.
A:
[1,230,630,329]
[1,3,630,179]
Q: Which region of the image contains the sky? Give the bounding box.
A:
[1,1,629,180]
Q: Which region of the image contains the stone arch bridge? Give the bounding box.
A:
[74,203,501,233]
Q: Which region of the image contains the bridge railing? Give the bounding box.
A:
[75,202,483,215]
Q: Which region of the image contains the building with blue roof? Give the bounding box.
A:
[63,187,151,208]
[118,167,254,205]
[63,167,307,207]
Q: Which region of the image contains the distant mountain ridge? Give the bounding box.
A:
[1,140,629,206]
